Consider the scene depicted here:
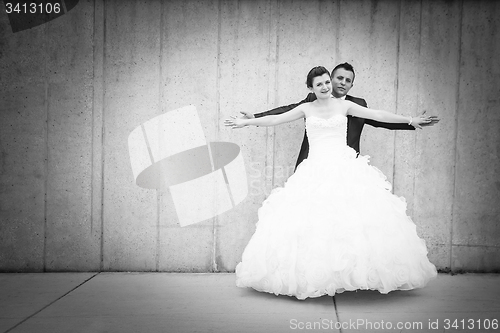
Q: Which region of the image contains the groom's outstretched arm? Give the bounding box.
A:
[352,97,414,130]
[365,112,439,129]
[365,118,415,130]
[353,96,438,130]
[254,93,316,118]
[350,96,414,130]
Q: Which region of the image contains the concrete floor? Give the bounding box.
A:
[0,273,499,333]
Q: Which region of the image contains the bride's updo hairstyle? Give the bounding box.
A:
[306,66,331,88]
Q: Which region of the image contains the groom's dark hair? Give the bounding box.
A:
[331,62,355,82]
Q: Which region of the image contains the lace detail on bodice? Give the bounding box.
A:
[305,115,350,160]
[306,114,347,129]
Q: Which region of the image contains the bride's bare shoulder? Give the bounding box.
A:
[300,101,316,110]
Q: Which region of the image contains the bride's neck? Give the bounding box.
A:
[315,96,335,106]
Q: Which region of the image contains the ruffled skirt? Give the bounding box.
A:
[235,146,437,300]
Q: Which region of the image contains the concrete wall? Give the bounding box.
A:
[0,0,499,272]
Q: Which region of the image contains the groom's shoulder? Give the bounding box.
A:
[346,94,367,107]
[305,92,317,102]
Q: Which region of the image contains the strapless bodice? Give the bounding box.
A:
[305,114,354,160]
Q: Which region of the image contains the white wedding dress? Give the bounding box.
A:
[235,114,437,300]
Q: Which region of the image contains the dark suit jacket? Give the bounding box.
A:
[255,93,414,169]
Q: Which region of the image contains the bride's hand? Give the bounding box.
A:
[418,110,440,128]
[411,111,440,129]
[224,116,247,129]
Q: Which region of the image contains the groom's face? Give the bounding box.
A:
[331,68,354,98]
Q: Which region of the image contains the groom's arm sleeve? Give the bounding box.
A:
[254,93,315,118]
[354,97,414,130]
[365,118,415,130]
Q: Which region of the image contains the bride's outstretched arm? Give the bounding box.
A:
[225,105,306,129]
[346,101,433,129]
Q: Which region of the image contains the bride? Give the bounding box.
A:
[224,66,437,300]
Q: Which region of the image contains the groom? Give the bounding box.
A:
[242,62,439,169]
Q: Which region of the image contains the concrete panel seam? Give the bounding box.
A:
[43,21,49,273]
[335,0,340,62]
[91,1,105,260]
[156,189,160,272]
[100,0,107,272]
[412,0,423,250]
[392,0,403,192]
[156,0,164,274]
[271,0,281,190]
[450,0,465,272]
[212,0,223,273]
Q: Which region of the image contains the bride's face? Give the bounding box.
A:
[310,73,332,99]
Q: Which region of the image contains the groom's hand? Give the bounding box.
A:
[240,111,255,119]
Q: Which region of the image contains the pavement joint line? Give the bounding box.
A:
[332,296,342,333]
[3,273,100,333]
